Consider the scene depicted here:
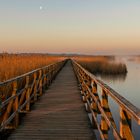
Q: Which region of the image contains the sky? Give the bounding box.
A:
[0,0,140,55]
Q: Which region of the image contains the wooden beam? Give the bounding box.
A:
[120,108,134,140]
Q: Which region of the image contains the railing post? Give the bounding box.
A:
[90,80,99,127]
[78,69,82,85]
[33,73,37,102]
[52,65,55,78]
[0,93,2,124]
[26,76,30,111]
[53,64,57,77]
[39,70,43,96]
[43,69,47,90]
[55,64,57,76]
[12,80,19,128]
[91,80,99,116]
[46,68,49,87]
[85,91,91,113]
[48,68,51,85]
[120,108,134,140]
[79,70,87,103]
[81,83,87,103]
[85,75,91,87]
[85,76,92,113]
[101,89,109,139]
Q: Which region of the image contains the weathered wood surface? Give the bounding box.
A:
[0,60,65,131]
[72,60,140,140]
[8,61,96,140]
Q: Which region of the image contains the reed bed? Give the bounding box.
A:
[0,53,65,82]
[74,56,127,75]
[127,56,140,63]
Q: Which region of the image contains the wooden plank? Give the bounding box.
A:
[8,61,96,140]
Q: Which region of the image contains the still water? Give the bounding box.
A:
[97,56,140,139]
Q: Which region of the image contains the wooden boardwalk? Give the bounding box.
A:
[8,61,96,140]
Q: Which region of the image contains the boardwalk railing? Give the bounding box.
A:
[0,60,66,131]
[72,60,140,140]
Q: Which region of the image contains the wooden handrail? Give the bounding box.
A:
[0,61,65,86]
[72,59,140,140]
[0,59,67,131]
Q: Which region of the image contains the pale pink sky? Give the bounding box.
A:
[0,0,140,55]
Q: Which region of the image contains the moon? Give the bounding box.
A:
[40,6,43,10]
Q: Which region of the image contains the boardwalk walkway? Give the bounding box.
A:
[8,61,96,140]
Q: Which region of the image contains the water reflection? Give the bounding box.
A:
[97,56,140,139]
[127,56,140,64]
[96,73,127,83]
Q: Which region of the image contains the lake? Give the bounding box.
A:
[96,56,140,139]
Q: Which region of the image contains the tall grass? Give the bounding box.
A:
[0,53,65,82]
[74,56,127,75]
[127,56,140,64]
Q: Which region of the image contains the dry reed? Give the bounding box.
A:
[74,56,127,75]
[0,53,65,82]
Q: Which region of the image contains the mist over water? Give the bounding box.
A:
[97,56,140,139]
